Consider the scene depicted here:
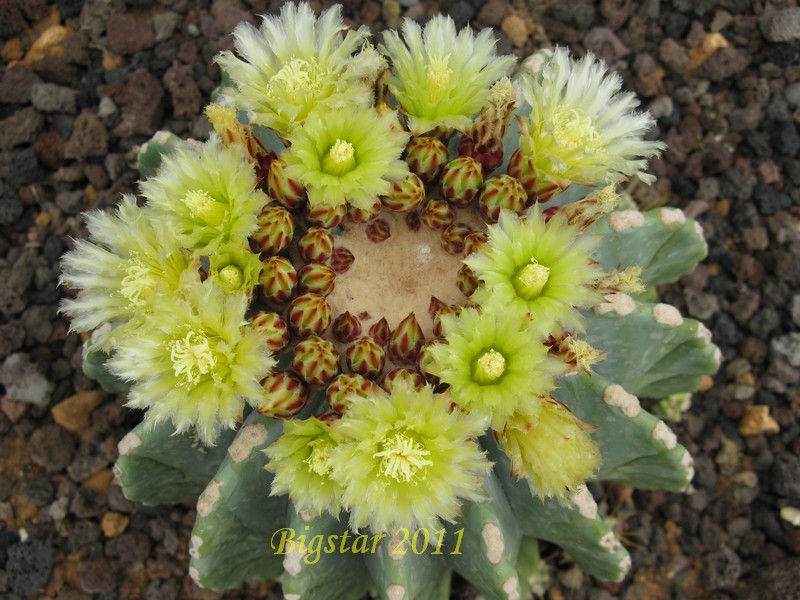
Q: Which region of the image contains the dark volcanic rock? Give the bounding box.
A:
[6,539,54,596]
[103,68,165,137]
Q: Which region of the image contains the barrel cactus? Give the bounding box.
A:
[59,4,720,599]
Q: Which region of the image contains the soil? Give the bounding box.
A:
[1,0,799,599]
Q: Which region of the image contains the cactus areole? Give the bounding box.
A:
[59,4,720,599]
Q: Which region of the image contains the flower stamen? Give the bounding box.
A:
[321,139,356,176]
[269,57,323,95]
[120,257,157,307]
[373,432,432,483]
[182,190,227,226]
[551,106,600,152]
[426,55,452,99]
[305,441,334,476]
[472,349,506,384]
[513,259,551,300]
[170,330,217,387]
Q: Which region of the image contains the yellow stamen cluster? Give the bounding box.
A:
[182,190,227,226]
[551,106,600,153]
[514,259,551,300]
[426,55,453,99]
[594,266,646,295]
[170,330,217,387]
[473,349,507,384]
[119,256,157,307]
[373,432,432,483]
[269,57,324,96]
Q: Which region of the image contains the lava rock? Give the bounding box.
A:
[103,68,165,137]
[0,353,53,407]
[772,454,800,500]
[0,64,43,105]
[759,8,800,42]
[771,333,800,368]
[705,545,742,590]
[28,423,76,472]
[0,179,23,226]
[30,83,78,114]
[6,539,54,596]
[0,107,44,152]
[106,13,157,55]
[78,557,117,594]
[64,109,109,160]
[163,62,202,118]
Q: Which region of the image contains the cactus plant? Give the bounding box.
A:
[59,4,720,599]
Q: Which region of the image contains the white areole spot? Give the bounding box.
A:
[713,346,723,366]
[283,543,306,576]
[481,523,504,564]
[616,554,632,581]
[608,210,645,231]
[502,576,521,600]
[599,532,621,553]
[603,384,641,417]
[299,510,314,522]
[111,464,123,486]
[653,303,683,327]
[680,450,696,486]
[118,432,142,456]
[693,220,705,238]
[284,595,301,600]
[197,479,223,517]
[189,535,203,559]
[652,420,678,449]
[659,207,686,225]
[227,423,268,463]
[696,322,713,344]
[570,485,598,519]
[386,585,406,600]
[593,292,636,316]
[188,566,203,587]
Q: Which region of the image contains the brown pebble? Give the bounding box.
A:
[84,469,114,494]
[501,15,528,48]
[101,511,130,538]
[51,390,104,433]
[739,405,780,437]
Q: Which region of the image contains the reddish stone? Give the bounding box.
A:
[106,13,157,55]
[103,69,164,137]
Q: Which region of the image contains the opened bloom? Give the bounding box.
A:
[215,2,382,139]
[427,307,563,429]
[59,196,192,343]
[499,399,600,499]
[381,14,515,135]
[466,206,603,332]
[265,417,344,519]
[517,47,664,194]
[140,135,268,253]
[283,106,410,210]
[329,382,490,533]
[106,273,274,444]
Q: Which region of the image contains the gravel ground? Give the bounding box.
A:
[1,0,799,598]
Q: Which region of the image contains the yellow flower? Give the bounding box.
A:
[215,2,382,139]
[59,196,192,343]
[329,382,490,533]
[381,14,515,136]
[517,47,664,192]
[283,106,410,211]
[141,135,267,253]
[106,273,274,445]
[499,398,600,499]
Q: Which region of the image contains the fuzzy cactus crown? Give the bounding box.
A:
[60,3,719,599]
